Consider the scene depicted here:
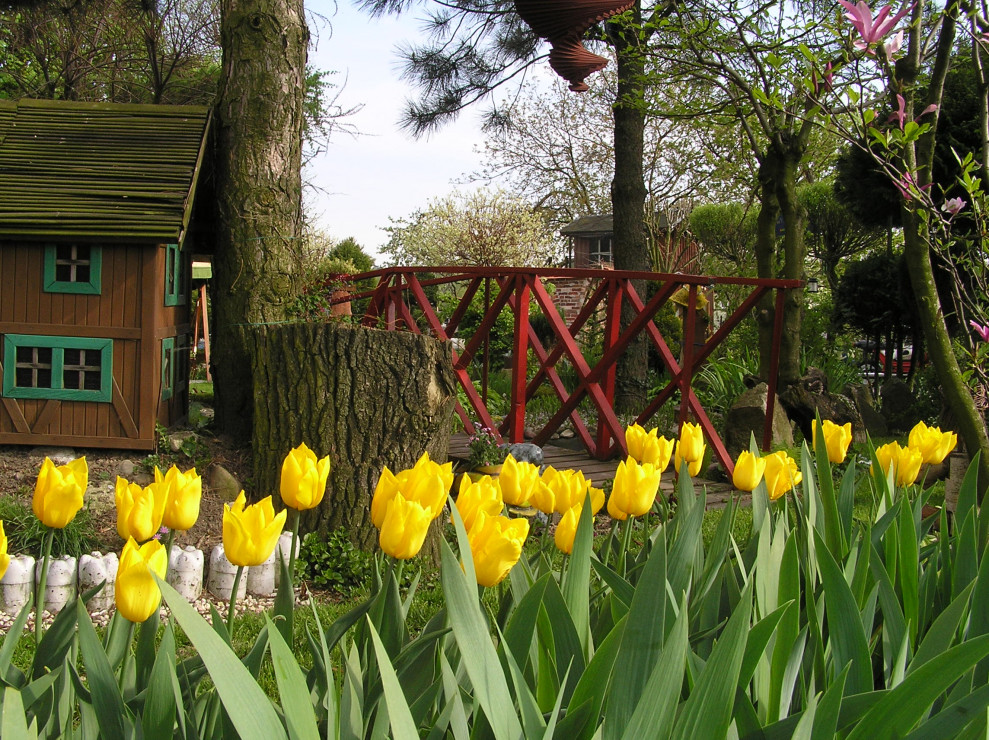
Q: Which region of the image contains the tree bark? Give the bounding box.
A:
[611,1,651,414]
[249,323,458,553]
[212,0,308,441]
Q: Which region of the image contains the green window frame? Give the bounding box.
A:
[161,337,175,400]
[164,243,187,306]
[43,244,102,294]
[2,334,112,402]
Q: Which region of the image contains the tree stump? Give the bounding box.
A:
[249,323,457,551]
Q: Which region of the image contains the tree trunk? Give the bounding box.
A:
[611,1,651,414]
[249,324,458,554]
[754,155,780,382]
[211,0,308,441]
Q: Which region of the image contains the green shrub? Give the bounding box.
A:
[300,528,373,594]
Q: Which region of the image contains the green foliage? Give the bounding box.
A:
[688,201,758,267]
[0,495,99,558]
[693,353,757,416]
[300,529,373,595]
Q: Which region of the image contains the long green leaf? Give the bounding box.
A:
[811,419,844,558]
[563,497,594,657]
[141,620,178,740]
[670,582,753,740]
[901,682,989,739]
[910,580,974,673]
[76,601,129,740]
[2,687,36,740]
[846,635,989,739]
[156,576,288,740]
[565,615,626,740]
[368,619,421,740]
[266,615,320,740]
[0,601,31,686]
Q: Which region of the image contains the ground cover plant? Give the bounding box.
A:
[0,417,987,738]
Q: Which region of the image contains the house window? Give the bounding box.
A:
[161,337,175,400]
[164,243,187,306]
[43,245,102,294]
[590,237,613,264]
[2,334,112,402]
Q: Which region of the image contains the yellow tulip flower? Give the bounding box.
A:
[115,537,168,623]
[371,454,452,525]
[0,520,9,581]
[763,452,802,501]
[222,493,287,567]
[115,477,167,543]
[732,451,766,492]
[452,474,504,531]
[156,465,202,532]
[673,443,703,478]
[678,422,706,463]
[498,455,540,506]
[33,457,87,529]
[607,458,661,520]
[467,510,529,587]
[813,420,853,464]
[555,505,585,554]
[279,443,331,511]
[875,441,924,487]
[625,424,676,471]
[379,494,432,560]
[907,421,957,465]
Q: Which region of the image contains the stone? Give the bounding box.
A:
[846,382,888,438]
[208,464,242,502]
[117,459,136,477]
[560,428,575,439]
[779,370,863,443]
[28,447,77,465]
[505,443,543,465]
[879,378,918,434]
[169,431,199,453]
[725,383,793,459]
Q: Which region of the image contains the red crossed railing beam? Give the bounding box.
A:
[337,266,799,475]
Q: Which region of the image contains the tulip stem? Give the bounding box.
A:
[288,509,300,596]
[227,565,245,633]
[34,528,54,644]
[163,530,175,578]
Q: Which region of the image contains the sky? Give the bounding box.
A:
[303,1,497,261]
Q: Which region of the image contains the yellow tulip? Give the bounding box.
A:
[678,422,706,463]
[467,510,529,587]
[498,455,540,506]
[674,443,703,478]
[452,474,504,531]
[156,465,202,532]
[907,421,957,465]
[732,451,766,492]
[555,505,585,554]
[625,424,676,471]
[763,452,802,501]
[33,457,87,529]
[279,443,331,510]
[114,538,168,623]
[222,493,287,567]
[115,477,167,543]
[379,494,432,559]
[813,420,853,464]
[607,458,661,520]
[875,441,924,487]
[371,454,452,524]
[0,520,8,581]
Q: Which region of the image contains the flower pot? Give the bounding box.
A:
[206,545,247,601]
[78,551,118,613]
[247,550,276,597]
[168,546,205,601]
[0,554,35,615]
[274,531,299,588]
[467,464,503,483]
[35,555,77,614]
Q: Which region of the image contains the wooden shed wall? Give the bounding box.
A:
[0,242,174,449]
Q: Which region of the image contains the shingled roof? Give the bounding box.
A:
[0,98,211,244]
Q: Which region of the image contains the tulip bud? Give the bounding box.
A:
[116,476,167,543]
[732,451,766,492]
[555,505,583,554]
[763,451,802,501]
[452,474,503,531]
[279,443,331,511]
[607,458,661,520]
[157,465,202,532]
[677,422,705,463]
[379,494,431,560]
[907,421,957,465]
[467,511,529,587]
[625,424,676,471]
[0,520,8,581]
[115,538,168,623]
[674,443,703,478]
[222,493,287,567]
[813,420,853,464]
[33,457,87,529]
[498,455,540,506]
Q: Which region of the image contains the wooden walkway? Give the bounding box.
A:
[448,433,747,510]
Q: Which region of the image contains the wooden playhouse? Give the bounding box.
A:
[0,98,212,450]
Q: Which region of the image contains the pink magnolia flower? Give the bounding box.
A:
[888,94,938,130]
[971,321,989,343]
[942,197,966,215]
[883,30,904,58]
[838,0,913,51]
[893,171,932,200]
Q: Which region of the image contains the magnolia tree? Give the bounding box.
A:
[800,0,989,490]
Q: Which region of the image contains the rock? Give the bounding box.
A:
[846,382,887,438]
[505,443,543,465]
[208,464,242,502]
[29,447,77,465]
[880,378,918,435]
[725,383,794,459]
[560,428,575,439]
[169,431,199,453]
[778,370,863,443]
[117,459,136,477]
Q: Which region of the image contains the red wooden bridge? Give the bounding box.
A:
[334,267,799,475]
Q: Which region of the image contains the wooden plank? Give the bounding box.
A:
[137,246,158,442]
[0,398,31,434]
[0,431,154,450]
[0,322,142,340]
[30,399,60,434]
[111,376,140,439]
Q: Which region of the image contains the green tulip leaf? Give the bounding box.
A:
[1,687,37,740]
[141,621,179,740]
[368,618,420,740]
[563,496,594,657]
[76,601,129,740]
[265,615,320,740]
[0,601,32,686]
[31,598,79,679]
[156,575,288,740]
